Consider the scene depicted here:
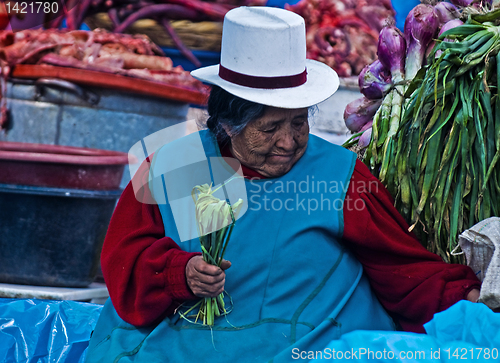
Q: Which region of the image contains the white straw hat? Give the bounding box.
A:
[191,6,339,109]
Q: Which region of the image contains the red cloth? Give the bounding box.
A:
[343,159,480,333]
[100,147,480,332]
[100,155,201,327]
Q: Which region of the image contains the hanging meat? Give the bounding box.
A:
[0,28,207,88]
[0,28,208,130]
[286,0,395,77]
[45,0,266,68]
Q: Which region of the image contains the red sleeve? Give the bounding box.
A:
[100,157,200,327]
[342,159,481,333]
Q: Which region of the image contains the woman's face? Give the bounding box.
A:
[226,107,309,178]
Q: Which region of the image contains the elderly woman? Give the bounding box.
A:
[85,6,480,362]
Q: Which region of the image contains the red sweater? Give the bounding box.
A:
[100,150,480,333]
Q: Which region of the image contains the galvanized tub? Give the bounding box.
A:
[0,183,122,287]
[2,78,192,187]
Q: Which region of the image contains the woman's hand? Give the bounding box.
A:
[185,256,231,298]
[466,289,480,303]
[466,288,500,312]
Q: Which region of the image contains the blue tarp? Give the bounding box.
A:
[0,298,102,363]
[312,301,500,362]
[0,298,498,362]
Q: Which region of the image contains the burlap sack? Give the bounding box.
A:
[458,217,500,309]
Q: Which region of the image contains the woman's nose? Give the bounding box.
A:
[275,125,296,151]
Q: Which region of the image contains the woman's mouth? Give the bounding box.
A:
[267,153,295,162]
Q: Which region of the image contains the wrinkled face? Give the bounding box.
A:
[226,107,309,178]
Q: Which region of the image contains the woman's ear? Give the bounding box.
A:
[221,124,235,138]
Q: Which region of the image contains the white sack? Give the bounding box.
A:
[458,217,500,309]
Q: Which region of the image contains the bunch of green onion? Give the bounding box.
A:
[343,2,500,263]
[183,183,243,326]
[394,10,500,263]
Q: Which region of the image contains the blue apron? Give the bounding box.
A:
[85,131,395,363]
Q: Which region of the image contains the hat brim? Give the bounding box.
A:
[191,59,339,109]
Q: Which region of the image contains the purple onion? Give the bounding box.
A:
[358,60,392,100]
[358,126,373,149]
[439,19,464,38]
[426,19,464,62]
[434,2,460,25]
[360,120,373,133]
[404,4,440,79]
[404,4,439,56]
[344,97,382,133]
[377,26,406,80]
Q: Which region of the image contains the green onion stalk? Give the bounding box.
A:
[392,4,440,218]
[366,25,407,193]
[180,183,243,326]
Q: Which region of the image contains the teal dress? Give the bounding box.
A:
[85,130,395,363]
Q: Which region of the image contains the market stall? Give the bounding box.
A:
[0,15,210,363]
[0,25,210,302]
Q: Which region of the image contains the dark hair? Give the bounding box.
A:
[205,86,267,144]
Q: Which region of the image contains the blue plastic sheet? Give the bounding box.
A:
[0,298,102,363]
[311,301,500,362]
[1,298,498,362]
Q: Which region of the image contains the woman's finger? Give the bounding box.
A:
[220,259,232,271]
[188,277,225,297]
[190,277,226,297]
[190,256,224,276]
[186,256,227,297]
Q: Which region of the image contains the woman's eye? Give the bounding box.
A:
[263,127,277,133]
[293,121,306,128]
